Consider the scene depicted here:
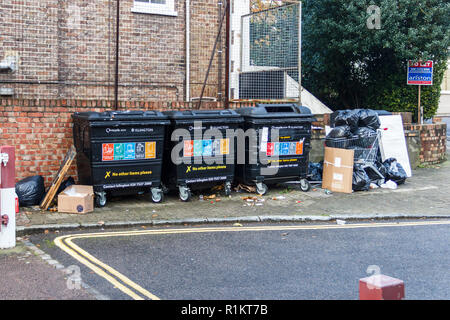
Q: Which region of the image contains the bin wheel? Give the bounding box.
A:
[256,182,268,196]
[224,182,232,196]
[179,186,192,202]
[151,188,164,203]
[95,192,107,208]
[300,179,311,192]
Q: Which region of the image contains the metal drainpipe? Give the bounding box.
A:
[114,0,120,111]
[186,0,190,103]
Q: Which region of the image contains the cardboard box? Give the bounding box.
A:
[58,185,94,214]
[322,147,354,193]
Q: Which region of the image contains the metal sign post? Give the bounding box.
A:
[407,60,434,124]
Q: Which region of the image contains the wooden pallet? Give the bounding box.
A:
[39,145,77,211]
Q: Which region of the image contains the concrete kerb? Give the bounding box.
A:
[15,214,450,236]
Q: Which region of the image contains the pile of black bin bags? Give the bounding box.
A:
[308,109,408,191]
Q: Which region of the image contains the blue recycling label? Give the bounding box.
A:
[124,143,136,160]
[202,140,213,156]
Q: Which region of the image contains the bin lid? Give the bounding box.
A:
[235,104,314,119]
[72,110,168,121]
[164,109,242,120]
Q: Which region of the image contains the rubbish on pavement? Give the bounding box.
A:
[307,161,323,182]
[354,127,377,139]
[235,184,257,193]
[57,185,94,214]
[211,184,224,192]
[382,158,407,185]
[15,175,45,207]
[379,115,412,177]
[331,110,360,132]
[39,145,77,211]
[352,164,371,192]
[380,180,398,190]
[322,147,354,194]
[370,183,379,189]
[336,219,346,225]
[327,125,353,138]
[56,176,75,196]
[357,109,381,130]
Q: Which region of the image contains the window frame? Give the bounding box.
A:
[131,0,178,16]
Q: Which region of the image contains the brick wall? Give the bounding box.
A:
[404,123,447,165]
[0,0,226,101]
[0,98,228,185]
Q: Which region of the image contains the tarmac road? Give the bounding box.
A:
[29,219,450,301]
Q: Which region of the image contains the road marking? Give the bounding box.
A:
[54,220,450,300]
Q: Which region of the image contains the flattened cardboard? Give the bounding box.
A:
[322,147,354,194]
[58,185,94,214]
[379,115,412,177]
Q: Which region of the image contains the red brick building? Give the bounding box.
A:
[0,0,226,101]
[0,0,233,183]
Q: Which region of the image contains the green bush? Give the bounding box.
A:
[302,0,450,119]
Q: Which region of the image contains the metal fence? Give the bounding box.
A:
[230,1,301,102]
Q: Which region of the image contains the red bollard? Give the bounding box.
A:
[0,146,16,249]
[359,274,405,300]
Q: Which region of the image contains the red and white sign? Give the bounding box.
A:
[407,60,434,86]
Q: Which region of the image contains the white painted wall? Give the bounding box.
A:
[437,59,450,116]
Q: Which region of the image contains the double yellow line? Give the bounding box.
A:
[54,220,450,300]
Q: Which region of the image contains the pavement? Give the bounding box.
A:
[15,152,450,235]
[0,242,96,300]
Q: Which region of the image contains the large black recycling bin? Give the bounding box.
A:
[163,110,243,201]
[72,110,170,207]
[234,104,315,195]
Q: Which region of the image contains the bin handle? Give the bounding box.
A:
[108,111,149,118]
[264,105,297,113]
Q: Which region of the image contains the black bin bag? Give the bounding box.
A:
[382,158,407,185]
[331,110,359,132]
[327,125,353,139]
[15,176,45,207]
[357,109,381,130]
[352,164,371,191]
[308,161,323,182]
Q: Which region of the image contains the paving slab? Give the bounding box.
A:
[15,157,450,233]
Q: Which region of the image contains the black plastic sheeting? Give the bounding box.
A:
[327,125,353,138]
[382,158,407,185]
[330,109,383,133]
[308,161,323,182]
[15,176,45,207]
[352,164,371,191]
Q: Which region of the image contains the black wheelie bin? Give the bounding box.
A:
[162,110,243,201]
[72,110,170,207]
[234,104,315,195]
